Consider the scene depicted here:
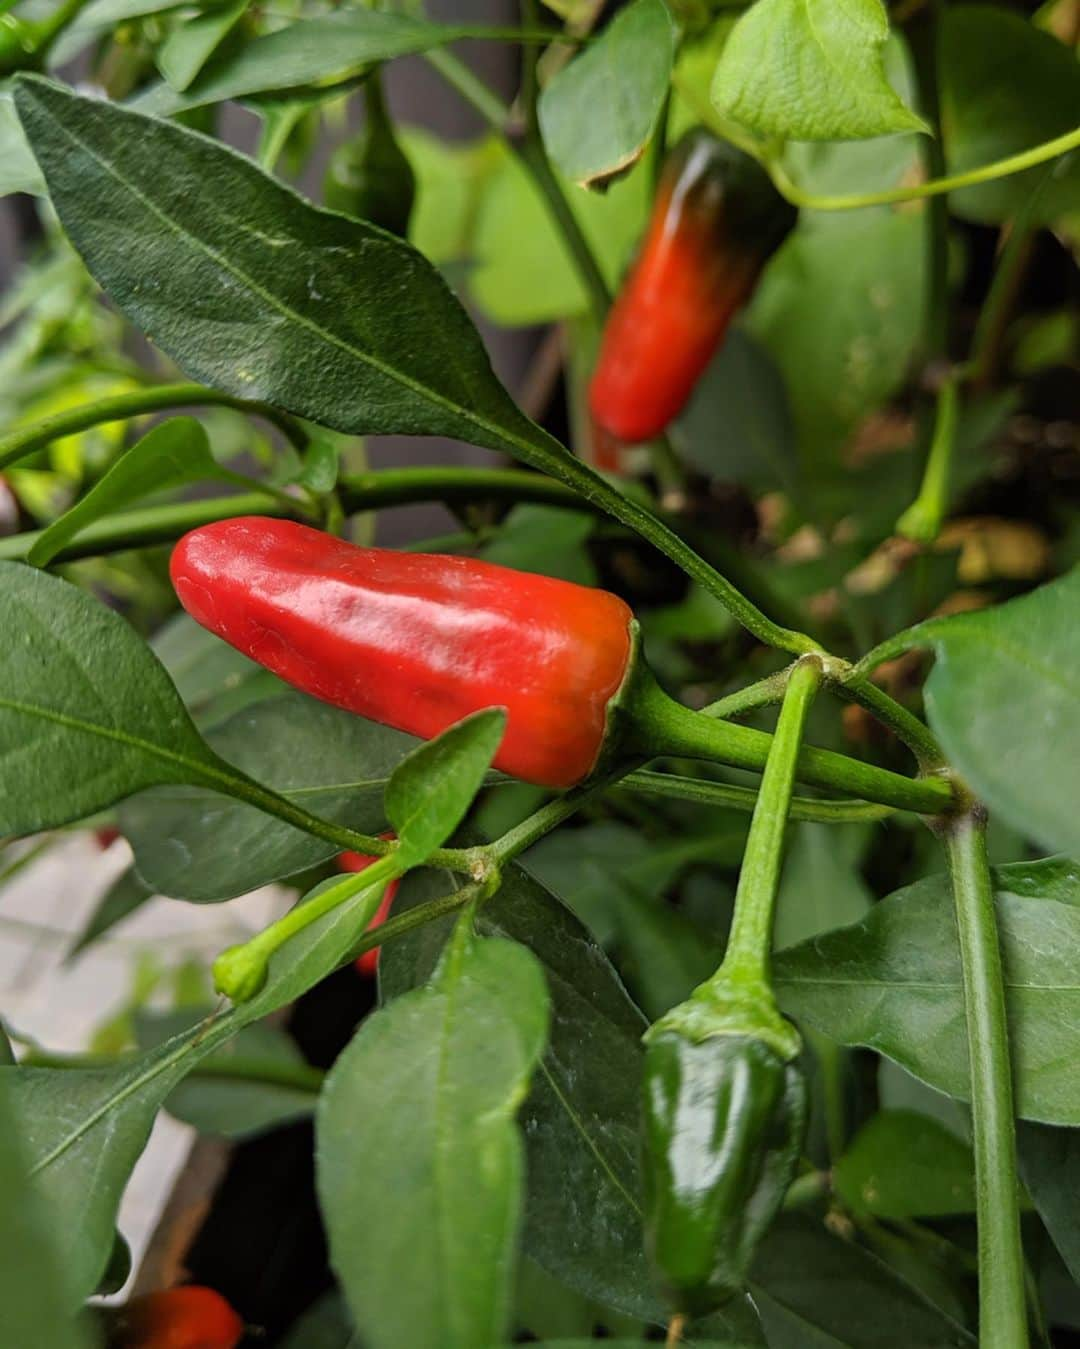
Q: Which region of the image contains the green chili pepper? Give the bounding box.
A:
[641,1027,806,1316]
[324,74,416,238]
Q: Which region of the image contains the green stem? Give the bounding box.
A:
[620,770,897,823]
[630,673,954,815]
[425,37,610,324]
[718,659,821,985]
[834,672,946,773]
[909,1,949,363]
[214,859,398,1001]
[943,811,1027,1349]
[766,125,1080,212]
[0,382,307,471]
[348,880,483,964]
[0,468,582,563]
[192,755,477,877]
[490,766,631,864]
[896,374,959,545]
[699,669,791,720]
[965,163,1054,388]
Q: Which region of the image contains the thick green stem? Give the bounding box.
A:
[621,770,897,824]
[630,673,954,814]
[0,382,307,470]
[719,659,821,985]
[943,811,1028,1349]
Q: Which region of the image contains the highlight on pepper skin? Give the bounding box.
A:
[170,516,635,790]
[589,129,798,446]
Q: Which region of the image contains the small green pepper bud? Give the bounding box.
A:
[213,943,268,1003]
[323,75,416,238]
[641,1028,807,1317]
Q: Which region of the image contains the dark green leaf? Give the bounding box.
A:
[386,708,506,867]
[538,0,676,187]
[380,866,764,1343]
[28,417,227,567]
[278,1292,356,1349]
[834,1110,975,1218]
[156,0,249,92]
[66,866,154,961]
[318,922,549,1349]
[14,76,542,457]
[774,857,1080,1124]
[0,562,230,836]
[940,5,1080,225]
[136,12,477,114]
[1017,1121,1080,1284]
[914,568,1080,857]
[670,329,798,494]
[0,1075,95,1347]
[120,693,416,901]
[749,1214,975,1347]
[710,0,926,141]
[774,822,871,952]
[3,869,387,1301]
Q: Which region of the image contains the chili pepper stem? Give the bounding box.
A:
[942,809,1027,1348]
[213,858,399,1003]
[625,665,954,815]
[717,658,822,988]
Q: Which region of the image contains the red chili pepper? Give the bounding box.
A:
[115,1286,243,1349]
[589,130,797,445]
[170,519,635,789]
[339,834,399,975]
[95,826,121,850]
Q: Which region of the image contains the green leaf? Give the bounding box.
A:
[120,694,416,901]
[0,94,44,198]
[3,869,387,1301]
[710,0,927,142]
[386,708,506,868]
[538,0,676,187]
[940,5,1080,226]
[0,1076,94,1347]
[0,562,231,836]
[156,0,249,92]
[833,1110,976,1219]
[14,75,542,457]
[749,1214,976,1346]
[28,417,227,567]
[917,568,1080,857]
[380,866,764,1344]
[136,11,475,114]
[150,611,267,720]
[66,866,154,961]
[670,328,798,493]
[748,208,924,467]
[1017,1121,1080,1284]
[278,1292,355,1349]
[774,822,871,951]
[317,922,550,1349]
[774,857,1080,1124]
[138,1012,322,1138]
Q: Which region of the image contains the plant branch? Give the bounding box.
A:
[0,382,307,470]
[943,810,1027,1349]
[620,770,898,823]
[896,373,959,545]
[631,676,954,814]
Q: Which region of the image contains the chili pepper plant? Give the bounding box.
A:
[0,0,1078,1345]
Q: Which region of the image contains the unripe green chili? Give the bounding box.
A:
[324,73,416,238]
[641,659,821,1316]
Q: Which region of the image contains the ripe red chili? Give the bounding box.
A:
[589,130,797,444]
[115,1286,243,1349]
[339,837,399,975]
[170,518,635,789]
